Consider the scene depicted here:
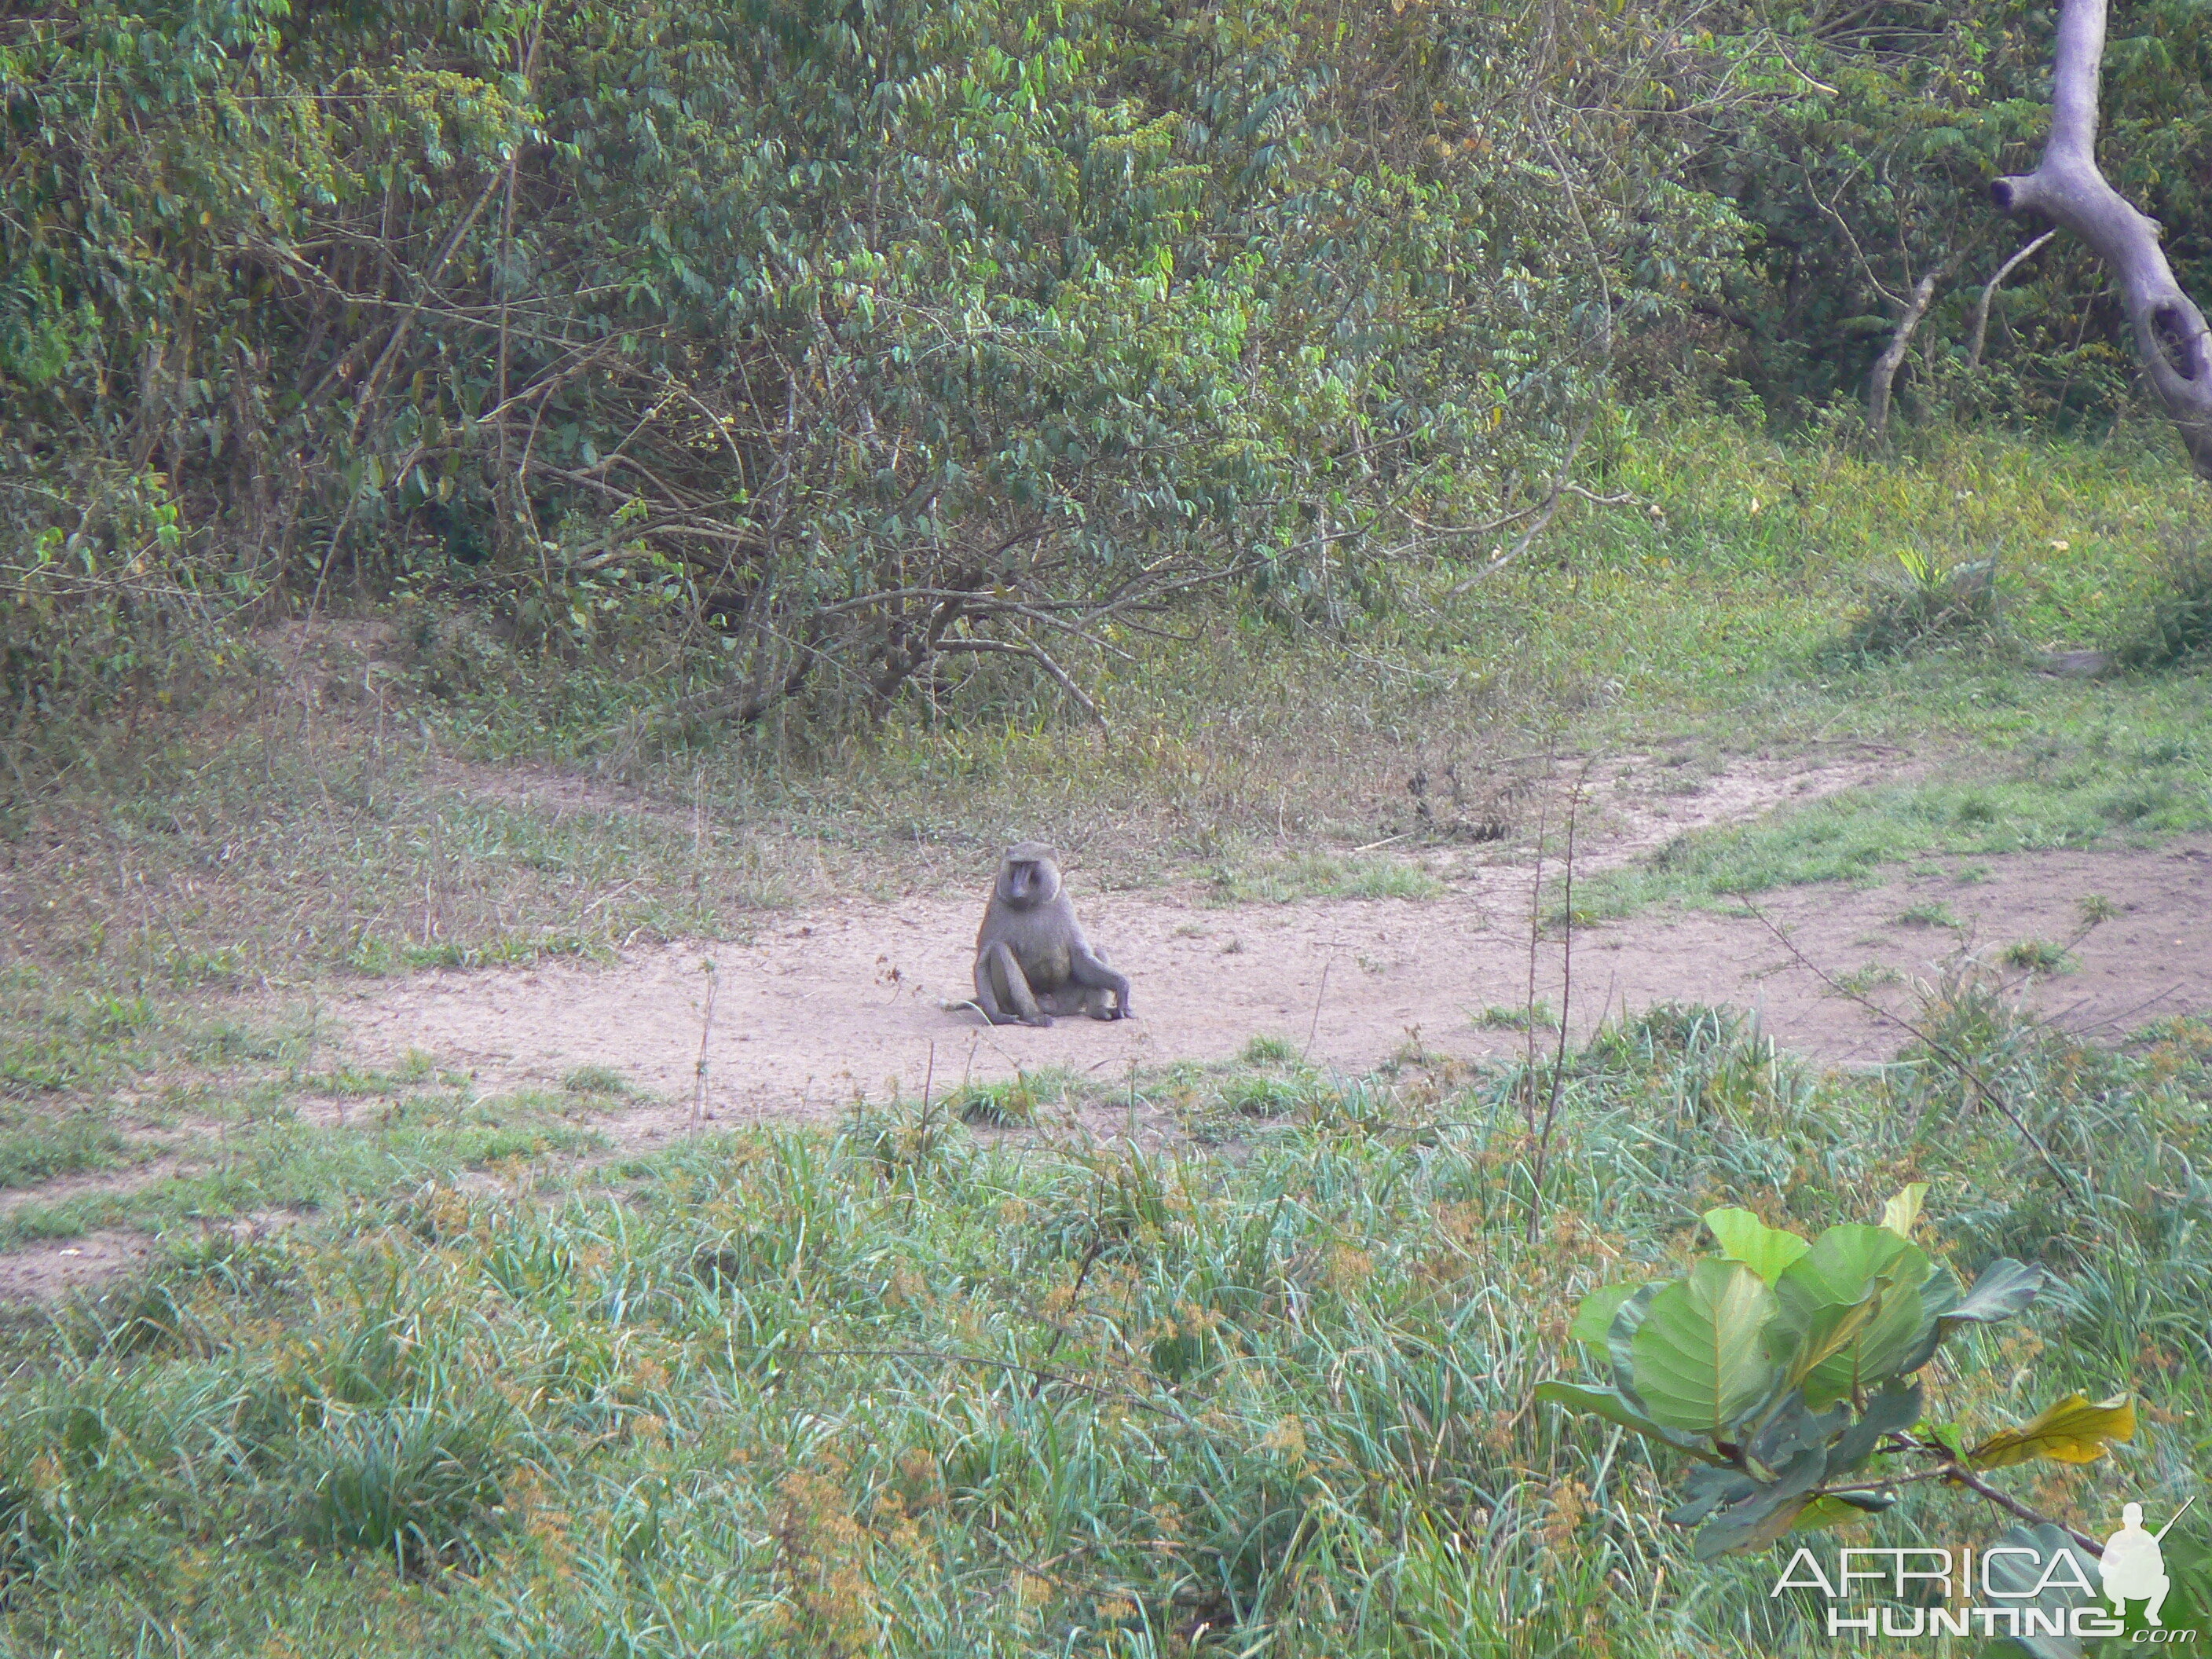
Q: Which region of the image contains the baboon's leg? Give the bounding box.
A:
[976,941,1051,1027]
[1069,945,1131,1020]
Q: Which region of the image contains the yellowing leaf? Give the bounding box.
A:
[1881,1184,1927,1239]
[1968,1394,2136,1471]
[1703,1207,1809,1284]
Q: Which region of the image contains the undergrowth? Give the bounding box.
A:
[1834,551,2005,660]
[9,421,2212,988]
[2126,536,2212,668]
[0,994,2202,1656]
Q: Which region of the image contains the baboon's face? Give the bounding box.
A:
[998,843,1062,908]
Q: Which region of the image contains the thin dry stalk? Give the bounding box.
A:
[690,958,718,1134]
[1521,760,1552,1130]
[1739,903,2086,1203]
[1303,950,1339,1061]
[1526,758,1592,1243]
[913,1038,939,1163]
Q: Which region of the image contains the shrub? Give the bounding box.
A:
[1536,1187,2126,1560]
[1836,551,2003,658]
[2125,537,2212,666]
[298,1401,515,1575]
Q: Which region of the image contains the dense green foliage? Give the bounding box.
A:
[8,0,2212,741]
[1540,1183,2210,1659]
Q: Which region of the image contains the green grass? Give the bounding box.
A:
[1999,937,2077,973]
[1472,1002,1561,1031]
[1577,723,2212,915]
[0,1110,132,1191]
[1895,899,1966,929]
[949,1075,1042,1128]
[0,1078,610,1250]
[561,1064,632,1097]
[1204,854,1445,906]
[0,996,2200,1656]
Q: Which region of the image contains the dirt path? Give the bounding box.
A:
[0,1231,155,1302]
[10,741,2207,1301]
[334,839,2212,1133]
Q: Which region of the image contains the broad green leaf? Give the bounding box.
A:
[1606,1280,1665,1404]
[1702,1207,1810,1284]
[1530,1382,1716,1457]
[1666,1463,1758,1526]
[1763,1288,1876,1393]
[1939,1257,2042,1326]
[1797,1279,1926,1410]
[1782,1225,1933,1311]
[1879,1183,1927,1239]
[1692,1446,1829,1558]
[1896,1258,2042,1373]
[1745,1389,1847,1478]
[1630,1258,1782,1435]
[1967,1393,2136,1470]
[1828,1379,1923,1475]
[1771,1225,1933,1407]
[1569,1282,1641,1346]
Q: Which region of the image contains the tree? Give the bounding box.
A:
[1992,0,2212,478]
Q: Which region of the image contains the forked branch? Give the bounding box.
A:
[1867,252,1962,441]
[1990,0,2212,478]
[1967,230,2056,372]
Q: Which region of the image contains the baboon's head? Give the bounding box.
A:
[996,841,1064,909]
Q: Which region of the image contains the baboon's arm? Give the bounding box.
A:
[976,939,1052,1027]
[1068,943,1132,1019]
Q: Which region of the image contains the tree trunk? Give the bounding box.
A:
[1866,262,1954,441]
[1990,0,2212,479]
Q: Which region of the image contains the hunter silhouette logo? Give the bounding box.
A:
[2105,1496,2197,1628]
[1767,1492,2206,1643]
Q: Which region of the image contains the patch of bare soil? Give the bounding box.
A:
[0,1230,154,1302]
[335,836,2212,1142]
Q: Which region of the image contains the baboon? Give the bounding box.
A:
[972,841,1132,1027]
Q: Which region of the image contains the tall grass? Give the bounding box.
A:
[1,991,2203,1655]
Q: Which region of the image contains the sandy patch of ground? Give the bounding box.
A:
[9,739,2196,1298]
[335,837,2212,1141]
[0,1230,155,1302]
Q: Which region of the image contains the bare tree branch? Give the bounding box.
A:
[1444,410,1595,595]
[936,638,1108,728]
[1967,230,2056,372]
[1991,0,2212,478]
